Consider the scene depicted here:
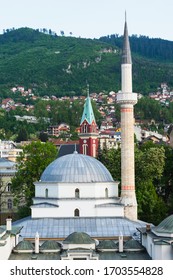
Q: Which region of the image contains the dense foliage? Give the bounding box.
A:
[98,142,171,225]
[11,141,58,216]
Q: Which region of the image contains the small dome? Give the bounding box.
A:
[124,239,144,251]
[40,152,114,183]
[63,232,94,244]
[40,240,61,251]
[97,240,118,250]
[13,240,34,251]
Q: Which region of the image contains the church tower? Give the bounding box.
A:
[79,85,98,157]
[117,18,138,220]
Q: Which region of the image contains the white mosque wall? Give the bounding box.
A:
[31,198,124,218]
[34,182,119,200]
[145,234,153,257]
[152,244,173,260]
[0,235,14,260]
[143,233,173,260]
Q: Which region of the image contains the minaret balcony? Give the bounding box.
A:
[117,92,137,105]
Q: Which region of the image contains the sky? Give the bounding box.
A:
[0,0,173,41]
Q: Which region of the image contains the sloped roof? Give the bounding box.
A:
[152,215,173,237]
[0,158,16,169]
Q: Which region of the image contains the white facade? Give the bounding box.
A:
[32,181,123,218]
[0,219,21,260]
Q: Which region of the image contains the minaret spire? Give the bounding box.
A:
[122,14,132,65]
[117,18,138,220]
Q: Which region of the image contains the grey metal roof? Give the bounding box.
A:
[0,170,16,175]
[13,216,147,239]
[0,158,16,169]
[40,152,114,183]
[122,21,132,64]
[152,214,173,235]
[31,203,59,208]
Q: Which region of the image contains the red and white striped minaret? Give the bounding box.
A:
[117,18,138,220]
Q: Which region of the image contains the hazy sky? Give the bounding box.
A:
[1,0,173,41]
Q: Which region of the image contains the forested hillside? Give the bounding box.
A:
[0,28,173,98]
[99,34,173,62]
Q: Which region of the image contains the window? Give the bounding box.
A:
[74,208,80,217]
[45,188,48,198]
[83,124,87,133]
[93,144,96,157]
[6,183,12,192]
[7,199,13,209]
[75,188,80,198]
[83,144,88,155]
[105,188,108,198]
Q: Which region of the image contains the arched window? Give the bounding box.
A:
[6,183,11,192]
[45,188,48,198]
[105,188,108,198]
[74,208,80,217]
[75,188,80,198]
[7,199,13,209]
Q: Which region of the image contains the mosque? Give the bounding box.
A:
[0,19,173,260]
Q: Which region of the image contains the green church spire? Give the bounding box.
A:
[80,84,96,125]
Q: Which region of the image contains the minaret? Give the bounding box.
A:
[79,84,99,157]
[117,18,138,220]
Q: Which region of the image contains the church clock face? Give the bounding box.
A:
[83,140,87,143]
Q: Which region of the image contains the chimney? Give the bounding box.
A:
[35,232,39,254]
[119,233,123,252]
[6,218,12,231]
[146,224,151,231]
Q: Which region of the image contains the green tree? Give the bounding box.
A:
[11,141,57,209]
[98,143,167,224]
[15,127,28,142]
[97,147,121,182]
[39,132,49,142]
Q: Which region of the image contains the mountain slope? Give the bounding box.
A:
[0,28,173,97]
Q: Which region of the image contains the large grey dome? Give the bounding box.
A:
[40,152,114,183]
